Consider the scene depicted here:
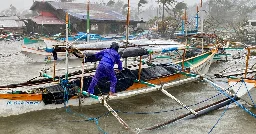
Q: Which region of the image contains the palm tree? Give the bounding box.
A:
[122,4,128,15]
[107,0,115,7]
[138,0,147,15]
[159,0,175,21]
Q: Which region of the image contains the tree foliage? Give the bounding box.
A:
[138,0,148,13]
[205,0,256,41]
[107,0,115,7]
[60,0,75,2]
[150,0,187,37]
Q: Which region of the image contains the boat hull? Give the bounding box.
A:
[21,45,77,62]
[229,79,256,106]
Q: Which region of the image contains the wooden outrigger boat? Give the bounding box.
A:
[0,44,217,117]
[21,38,196,62]
[224,47,256,106]
[214,47,256,106]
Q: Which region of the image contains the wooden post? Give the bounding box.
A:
[182,49,186,71]
[245,48,250,78]
[79,56,85,107]
[53,60,56,81]
[149,53,152,63]
[138,56,142,81]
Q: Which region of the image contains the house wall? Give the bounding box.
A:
[26,20,65,35]
[1,27,24,34]
[28,2,141,35]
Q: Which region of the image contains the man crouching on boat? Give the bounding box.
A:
[87,42,122,96]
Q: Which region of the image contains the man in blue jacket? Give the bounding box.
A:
[87,42,123,96]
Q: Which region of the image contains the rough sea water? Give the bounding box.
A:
[0,41,255,134]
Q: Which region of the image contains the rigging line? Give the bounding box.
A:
[242,79,256,107]
[102,98,130,130]
[215,78,255,106]
[140,63,197,114]
[117,92,222,115]
[65,106,108,134]
[116,81,240,115]
[208,101,232,134]
[204,78,256,118]
[161,85,198,115]
[208,77,243,134]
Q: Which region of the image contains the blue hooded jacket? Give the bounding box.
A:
[95,48,122,71]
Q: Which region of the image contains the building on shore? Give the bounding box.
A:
[0,16,25,34]
[27,1,143,35]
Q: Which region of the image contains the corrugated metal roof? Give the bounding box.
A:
[0,20,25,28]
[0,16,19,20]
[31,16,65,25]
[48,2,127,21]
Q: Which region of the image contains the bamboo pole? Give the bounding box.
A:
[245,48,250,78]
[200,0,204,53]
[53,60,56,81]
[125,0,130,68]
[79,56,85,107]
[65,13,69,80]
[87,0,90,43]
[149,53,152,63]
[182,49,186,71]
[138,56,142,81]
[64,12,69,107]
[184,9,188,46]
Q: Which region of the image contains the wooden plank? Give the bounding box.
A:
[0,94,42,101]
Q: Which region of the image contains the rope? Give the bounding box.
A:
[65,106,108,134]
[242,79,256,107]
[206,78,256,118]
[207,79,242,134]
[116,92,222,115]
[208,101,232,134]
[119,59,238,116]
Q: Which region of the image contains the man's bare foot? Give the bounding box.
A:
[109,92,117,96]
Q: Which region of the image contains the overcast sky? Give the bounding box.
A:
[0,0,200,11]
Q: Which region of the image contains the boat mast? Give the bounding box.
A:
[125,0,130,68]
[65,13,69,80]
[200,0,204,53]
[195,6,199,31]
[87,0,90,43]
[184,9,187,46]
